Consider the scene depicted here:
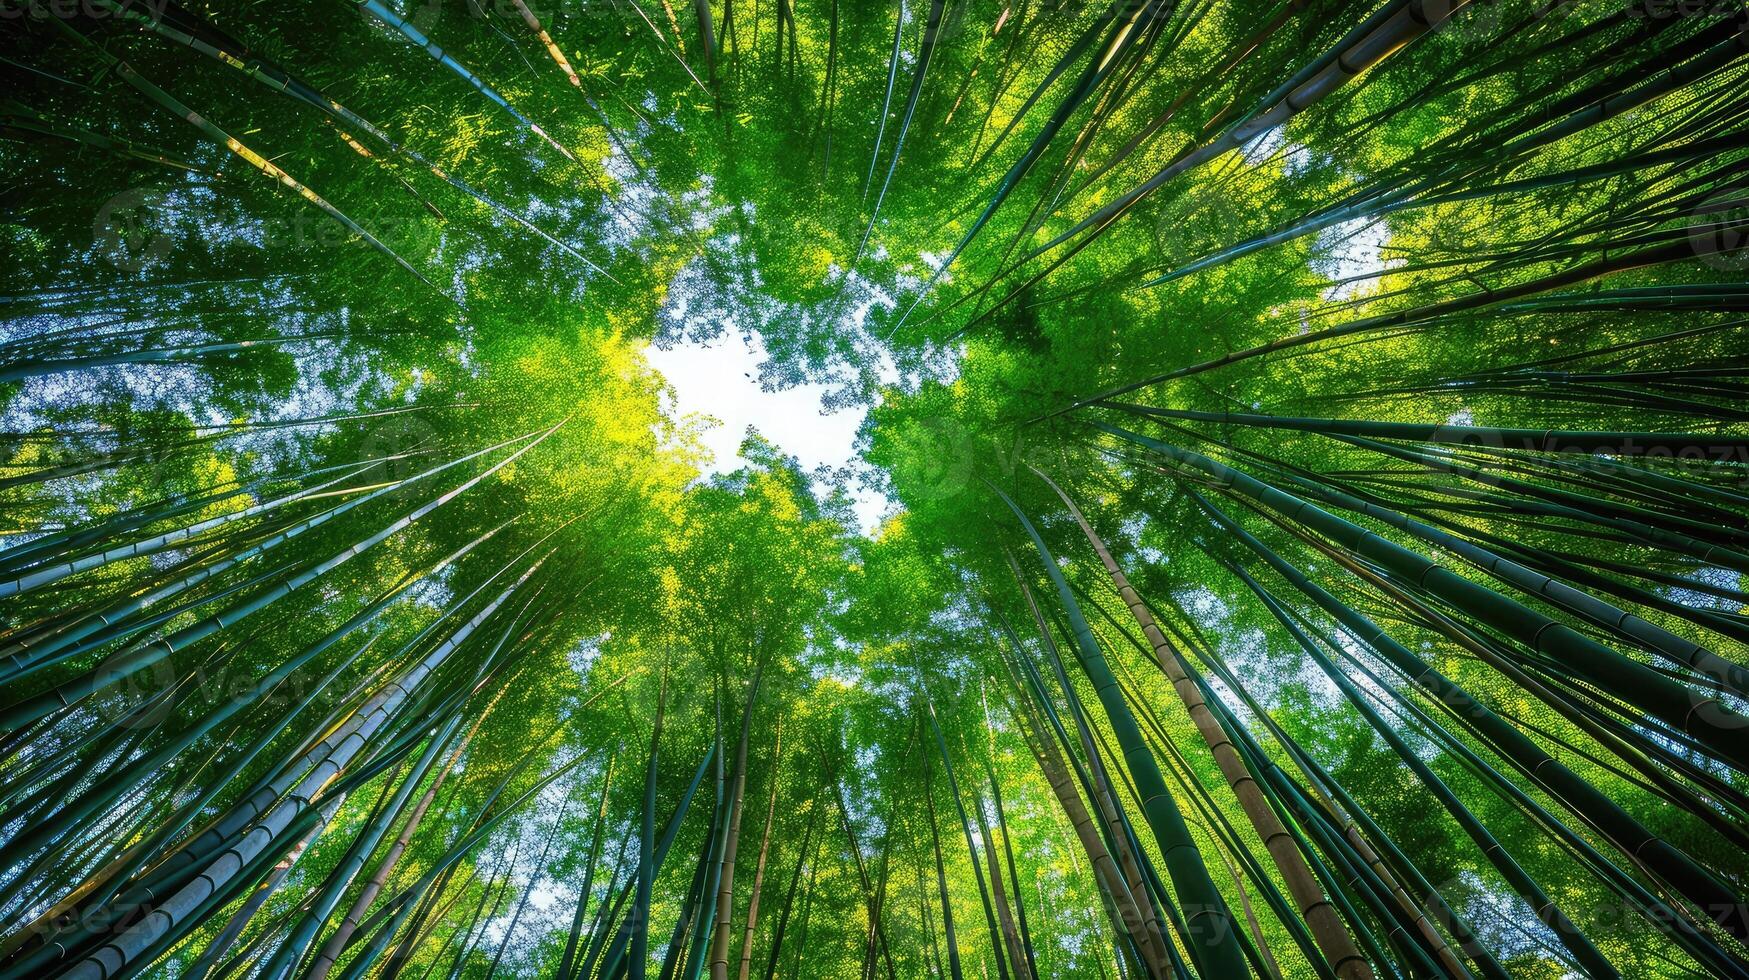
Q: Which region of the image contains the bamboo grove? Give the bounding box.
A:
[2,0,1748,975]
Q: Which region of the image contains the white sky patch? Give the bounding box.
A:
[647,224,963,536]
[646,331,894,533]
[1318,216,1397,299]
[1242,125,1285,165]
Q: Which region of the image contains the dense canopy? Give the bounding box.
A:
[3,0,1749,977]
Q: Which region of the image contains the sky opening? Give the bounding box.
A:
[645,330,893,533]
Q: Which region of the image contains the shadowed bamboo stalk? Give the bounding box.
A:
[994,484,1249,977]
[299,678,504,980]
[56,557,543,980]
[1004,559,1174,978]
[1197,489,1624,976]
[709,658,766,980]
[735,716,782,980]
[1094,420,1749,769]
[996,641,1166,977]
[1030,463,1374,980]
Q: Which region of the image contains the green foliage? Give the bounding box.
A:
[2,0,1748,977]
